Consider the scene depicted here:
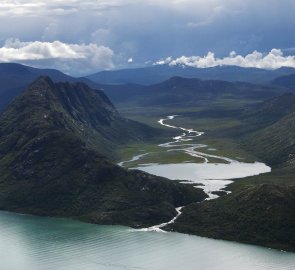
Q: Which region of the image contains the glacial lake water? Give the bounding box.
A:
[1,115,294,269]
[1,210,295,270]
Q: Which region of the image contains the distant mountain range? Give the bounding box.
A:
[0,76,206,227]
[1,63,295,112]
[99,76,286,108]
[87,65,295,85]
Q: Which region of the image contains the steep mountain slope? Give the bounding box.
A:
[242,110,295,167]
[236,93,295,132]
[1,76,158,158]
[222,93,295,167]
[87,65,295,85]
[0,63,96,111]
[0,77,207,227]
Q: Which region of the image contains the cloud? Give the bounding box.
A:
[0,39,114,75]
[154,56,173,65]
[0,0,136,17]
[127,58,133,63]
[1,0,295,73]
[0,1,77,17]
[154,49,295,70]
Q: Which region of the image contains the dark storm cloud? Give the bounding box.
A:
[1,0,295,75]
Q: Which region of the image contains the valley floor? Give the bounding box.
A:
[115,98,295,252]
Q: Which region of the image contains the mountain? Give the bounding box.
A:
[272,73,295,91]
[241,109,295,167]
[238,93,295,131]
[165,93,295,252]
[100,76,285,108]
[0,63,96,111]
[87,65,295,85]
[0,77,207,227]
[168,184,295,252]
[0,64,288,113]
[222,93,295,168]
[0,75,158,159]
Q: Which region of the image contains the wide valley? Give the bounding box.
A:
[1,114,294,270]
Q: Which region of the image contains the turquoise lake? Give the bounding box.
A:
[0,211,295,270]
[1,115,294,269]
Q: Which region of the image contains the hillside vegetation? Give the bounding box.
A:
[0,76,207,227]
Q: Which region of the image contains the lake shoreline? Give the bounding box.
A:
[1,209,294,270]
[117,115,295,253]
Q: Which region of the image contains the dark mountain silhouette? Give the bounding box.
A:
[0,76,207,227]
[87,65,295,85]
[99,76,285,108]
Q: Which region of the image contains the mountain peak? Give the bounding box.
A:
[22,76,117,119]
[32,75,54,85]
[0,75,206,227]
[2,76,160,158]
[27,76,56,94]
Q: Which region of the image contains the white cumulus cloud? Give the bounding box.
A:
[154,49,295,70]
[0,39,114,75]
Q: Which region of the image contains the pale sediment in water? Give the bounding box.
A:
[117,152,151,167]
[120,115,271,230]
[121,115,271,199]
